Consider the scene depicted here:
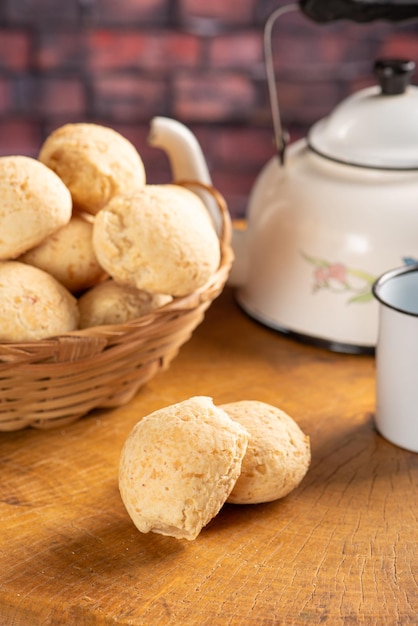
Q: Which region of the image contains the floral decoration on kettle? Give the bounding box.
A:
[303,254,418,304]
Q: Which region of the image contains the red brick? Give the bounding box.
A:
[179,0,256,24]
[0,78,12,114]
[174,72,257,122]
[4,0,79,23]
[268,19,391,74]
[95,0,169,24]
[211,165,257,197]
[92,75,168,121]
[379,34,418,67]
[105,122,150,154]
[144,151,173,184]
[43,79,86,116]
[6,0,167,24]
[129,125,173,183]
[15,77,86,116]
[0,31,31,71]
[209,169,256,219]
[270,34,338,74]
[37,31,86,71]
[210,126,275,167]
[87,30,201,72]
[0,120,42,157]
[269,79,341,127]
[208,31,262,69]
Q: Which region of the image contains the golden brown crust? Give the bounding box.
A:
[78,280,172,328]
[19,213,106,293]
[0,261,79,341]
[221,400,311,504]
[93,185,221,296]
[118,396,249,540]
[0,155,72,260]
[38,123,146,214]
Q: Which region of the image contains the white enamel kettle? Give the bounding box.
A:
[149,1,418,354]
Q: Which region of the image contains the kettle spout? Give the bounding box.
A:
[148,116,221,233]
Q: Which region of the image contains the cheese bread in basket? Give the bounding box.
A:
[0,122,233,431]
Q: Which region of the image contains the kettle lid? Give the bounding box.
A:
[308,59,418,170]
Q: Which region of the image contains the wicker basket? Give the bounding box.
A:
[0,183,233,431]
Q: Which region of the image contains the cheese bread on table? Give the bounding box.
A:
[119,396,249,540]
[221,400,311,504]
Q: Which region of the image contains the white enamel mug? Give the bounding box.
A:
[372,264,418,453]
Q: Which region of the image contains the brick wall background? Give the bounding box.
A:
[1,0,418,218]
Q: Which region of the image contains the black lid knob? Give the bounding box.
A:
[374,59,416,95]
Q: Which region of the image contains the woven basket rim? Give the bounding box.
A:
[0,181,233,429]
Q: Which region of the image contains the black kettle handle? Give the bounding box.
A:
[299,0,418,24]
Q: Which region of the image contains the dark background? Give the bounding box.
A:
[1,0,418,218]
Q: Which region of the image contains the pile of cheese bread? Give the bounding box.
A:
[0,123,220,342]
[119,396,311,541]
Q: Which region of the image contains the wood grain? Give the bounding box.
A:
[0,287,417,625]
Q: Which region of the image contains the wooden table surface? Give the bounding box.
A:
[1,286,417,626]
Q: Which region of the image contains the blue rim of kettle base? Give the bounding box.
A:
[234,293,375,356]
[372,263,418,316]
